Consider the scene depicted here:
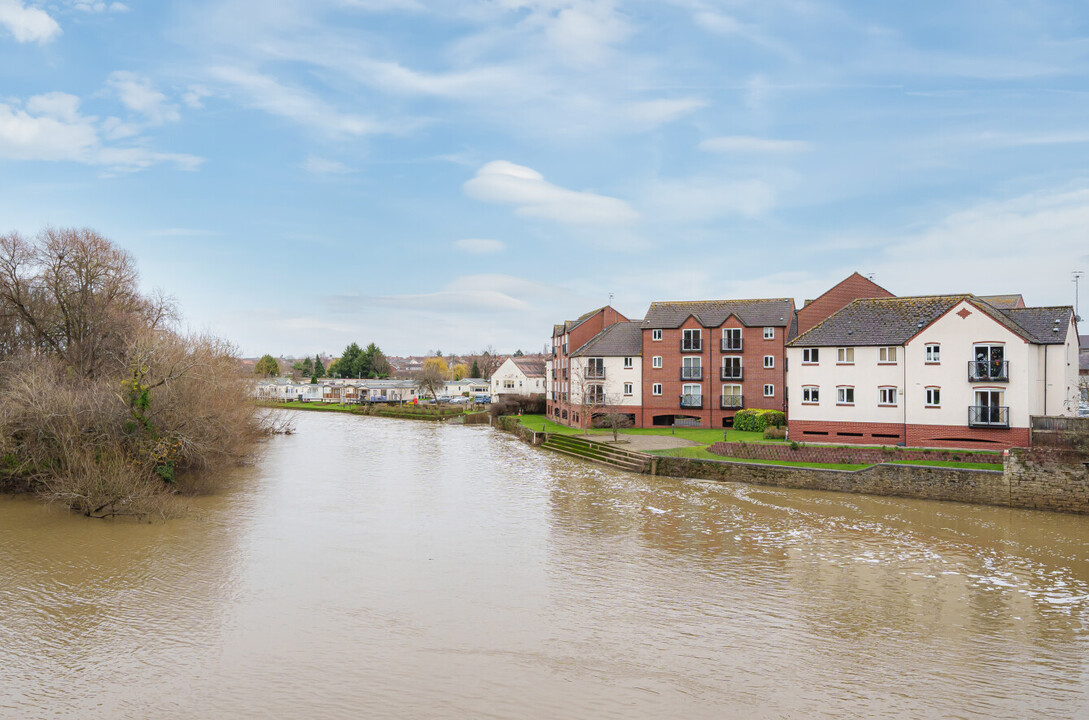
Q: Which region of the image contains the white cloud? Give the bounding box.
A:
[181,84,212,109]
[107,71,180,125]
[303,155,353,174]
[464,160,638,226]
[0,92,202,171]
[699,136,811,153]
[0,0,60,43]
[209,66,396,137]
[453,238,505,254]
[69,1,128,11]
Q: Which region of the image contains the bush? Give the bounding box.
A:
[489,394,545,418]
[734,409,786,432]
[763,426,786,440]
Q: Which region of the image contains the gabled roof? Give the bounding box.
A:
[1000,307,1074,344]
[789,295,1061,347]
[511,357,546,377]
[978,294,1025,309]
[571,322,643,357]
[554,306,608,336]
[641,298,794,329]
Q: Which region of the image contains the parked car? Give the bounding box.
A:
[1079,401,1089,418]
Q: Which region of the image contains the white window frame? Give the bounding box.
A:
[623,382,633,396]
[652,356,663,369]
[722,328,742,349]
[925,387,941,407]
[925,344,940,363]
[837,347,854,364]
[651,329,662,341]
[623,357,633,368]
[763,355,774,368]
[763,384,775,397]
[652,383,662,396]
[837,386,855,405]
[763,327,775,340]
[802,348,819,364]
[878,386,897,405]
[879,346,898,363]
[802,386,819,404]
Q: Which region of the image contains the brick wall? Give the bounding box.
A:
[789,419,1030,450]
[708,441,1002,465]
[797,273,895,335]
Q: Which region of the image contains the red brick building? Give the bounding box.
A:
[796,272,894,336]
[547,306,628,425]
[640,299,796,427]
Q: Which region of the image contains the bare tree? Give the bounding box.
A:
[417,357,446,402]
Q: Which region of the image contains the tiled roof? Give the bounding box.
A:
[789,295,1056,347]
[641,298,794,329]
[979,294,1024,309]
[1078,349,1088,372]
[511,357,546,377]
[571,322,643,357]
[1000,307,1074,345]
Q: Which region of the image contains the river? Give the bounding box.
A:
[1,411,1088,719]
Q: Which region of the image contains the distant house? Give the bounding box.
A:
[444,378,491,399]
[787,295,1080,449]
[491,357,546,401]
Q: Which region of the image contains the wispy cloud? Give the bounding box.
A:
[453,238,504,254]
[699,136,811,153]
[107,71,180,125]
[303,155,354,174]
[0,0,61,43]
[464,160,638,226]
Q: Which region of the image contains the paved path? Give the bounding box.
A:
[584,434,702,452]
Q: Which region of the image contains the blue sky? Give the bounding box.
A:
[1,0,1087,357]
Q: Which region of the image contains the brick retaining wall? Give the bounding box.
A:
[708,441,1002,465]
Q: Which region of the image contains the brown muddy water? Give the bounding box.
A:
[2,411,1088,719]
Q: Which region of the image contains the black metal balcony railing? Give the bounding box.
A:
[721,394,743,409]
[681,339,702,353]
[563,369,568,380]
[587,394,607,405]
[679,394,703,409]
[968,405,1009,428]
[681,367,702,380]
[586,368,606,380]
[720,368,743,380]
[969,360,1009,382]
[721,338,743,352]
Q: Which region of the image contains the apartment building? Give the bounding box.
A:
[547,305,629,424]
[786,295,1080,448]
[640,299,797,427]
[566,322,643,427]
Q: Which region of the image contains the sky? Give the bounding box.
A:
[1,0,1088,357]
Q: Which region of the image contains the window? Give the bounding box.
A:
[837,347,854,364]
[623,357,633,368]
[763,327,775,340]
[651,329,662,341]
[503,379,515,389]
[586,357,605,378]
[681,384,702,407]
[587,384,606,405]
[802,386,819,403]
[722,328,742,351]
[763,384,775,397]
[879,387,897,405]
[681,356,702,379]
[682,328,702,351]
[721,384,742,408]
[879,346,898,363]
[763,355,775,368]
[925,387,940,407]
[652,383,663,396]
[721,356,742,379]
[623,382,633,395]
[802,348,819,364]
[837,387,855,404]
[925,344,940,363]
[652,356,663,369]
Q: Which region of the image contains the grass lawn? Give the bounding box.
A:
[887,459,1000,471]
[511,414,774,445]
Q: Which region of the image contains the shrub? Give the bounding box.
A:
[734,409,787,432]
[763,426,786,440]
[489,394,545,418]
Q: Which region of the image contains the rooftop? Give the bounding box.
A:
[571,322,643,357]
[641,298,795,329]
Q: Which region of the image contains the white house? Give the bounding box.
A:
[444,378,491,399]
[563,321,643,427]
[491,357,547,400]
[786,295,1080,449]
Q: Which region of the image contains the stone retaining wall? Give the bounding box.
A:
[1007,448,1089,513]
[708,442,1001,466]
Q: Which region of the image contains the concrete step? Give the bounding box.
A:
[540,443,647,472]
[541,437,650,472]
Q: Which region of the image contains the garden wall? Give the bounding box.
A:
[708,442,1002,466]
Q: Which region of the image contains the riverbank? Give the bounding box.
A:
[262,400,488,423]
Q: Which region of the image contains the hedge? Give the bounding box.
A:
[733,408,786,432]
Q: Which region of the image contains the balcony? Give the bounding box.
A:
[680,339,702,353]
[968,405,1009,428]
[968,360,1009,382]
[721,338,743,352]
[586,368,606,380]
[720,394,743,409]
[720,368,743,381]
[681,367,703,380]
[679,394,703,409]
[563,369,568,380]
